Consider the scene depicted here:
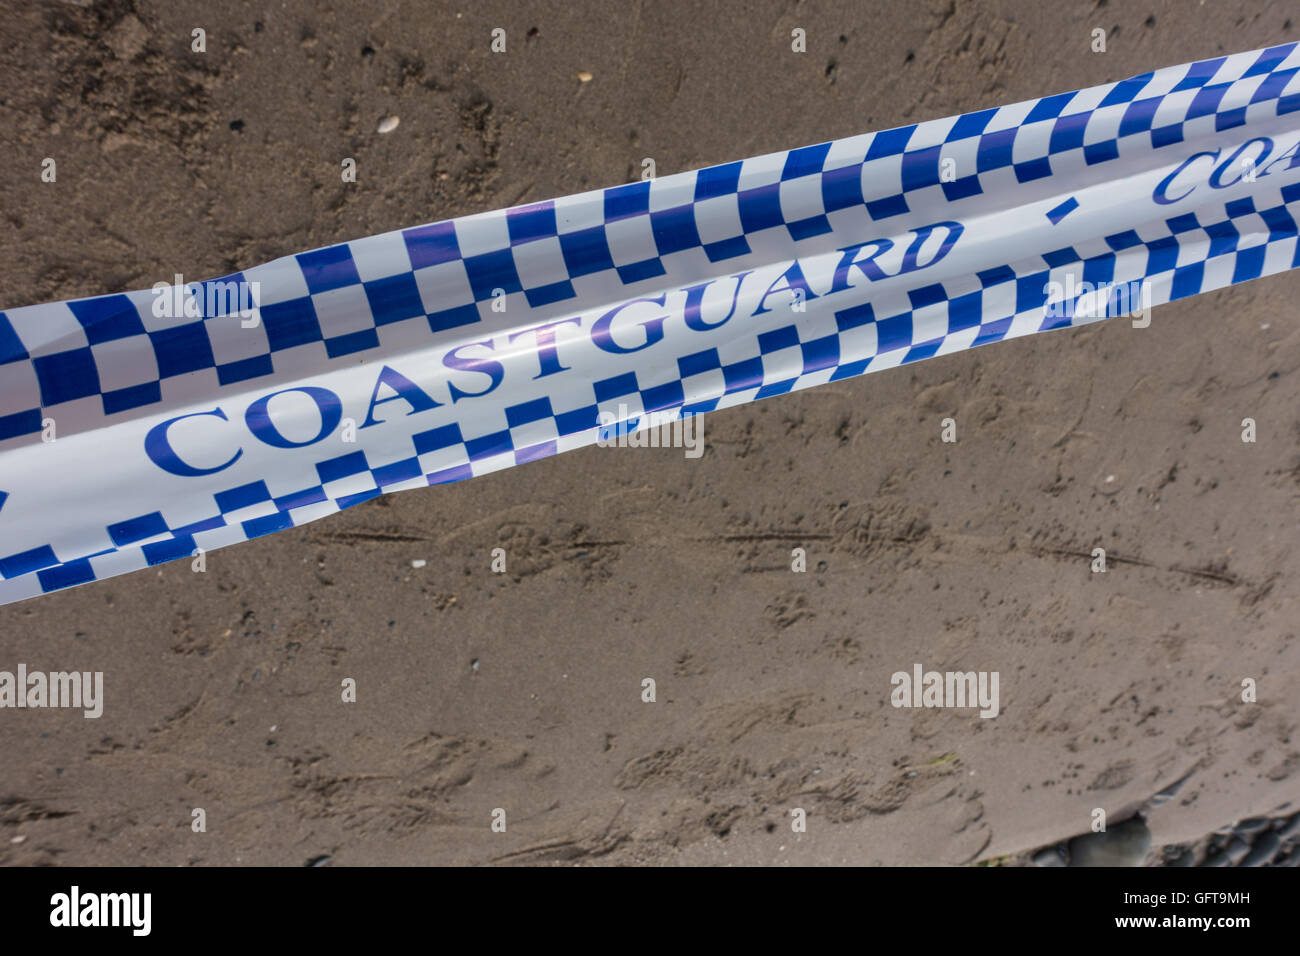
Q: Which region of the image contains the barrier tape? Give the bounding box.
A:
[3,44,1300,605]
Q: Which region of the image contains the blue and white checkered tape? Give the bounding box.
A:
[3,44,1300,605]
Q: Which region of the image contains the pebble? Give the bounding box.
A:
[577,71,592,83]
[1241,831,1280,867]
[377,115,400,134]
[1068,818,1151,867]
[1033,846,1065,867]
[410,559,426,568]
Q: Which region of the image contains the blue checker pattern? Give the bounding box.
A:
[3,43,1297,440]
[13,167,1298,598]
[4,43,1300,602]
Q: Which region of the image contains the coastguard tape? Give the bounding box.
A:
[3,44,1300,605]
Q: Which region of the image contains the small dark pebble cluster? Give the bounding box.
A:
[1029,808,1300,867]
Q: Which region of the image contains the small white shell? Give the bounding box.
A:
[378,115,400,134]
[410,558,426,568]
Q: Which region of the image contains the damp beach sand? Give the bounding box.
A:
[1,0,1299,866]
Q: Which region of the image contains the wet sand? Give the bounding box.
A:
[1,0,1299,865]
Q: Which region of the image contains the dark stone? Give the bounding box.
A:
[1033,846,1065,867]
[1068,818,1151,867]
[1242,832,1280,867]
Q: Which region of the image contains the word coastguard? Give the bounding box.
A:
[144,220,963,478]
[1151,132,1300,205]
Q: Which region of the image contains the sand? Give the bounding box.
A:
[1,0,1298,866]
